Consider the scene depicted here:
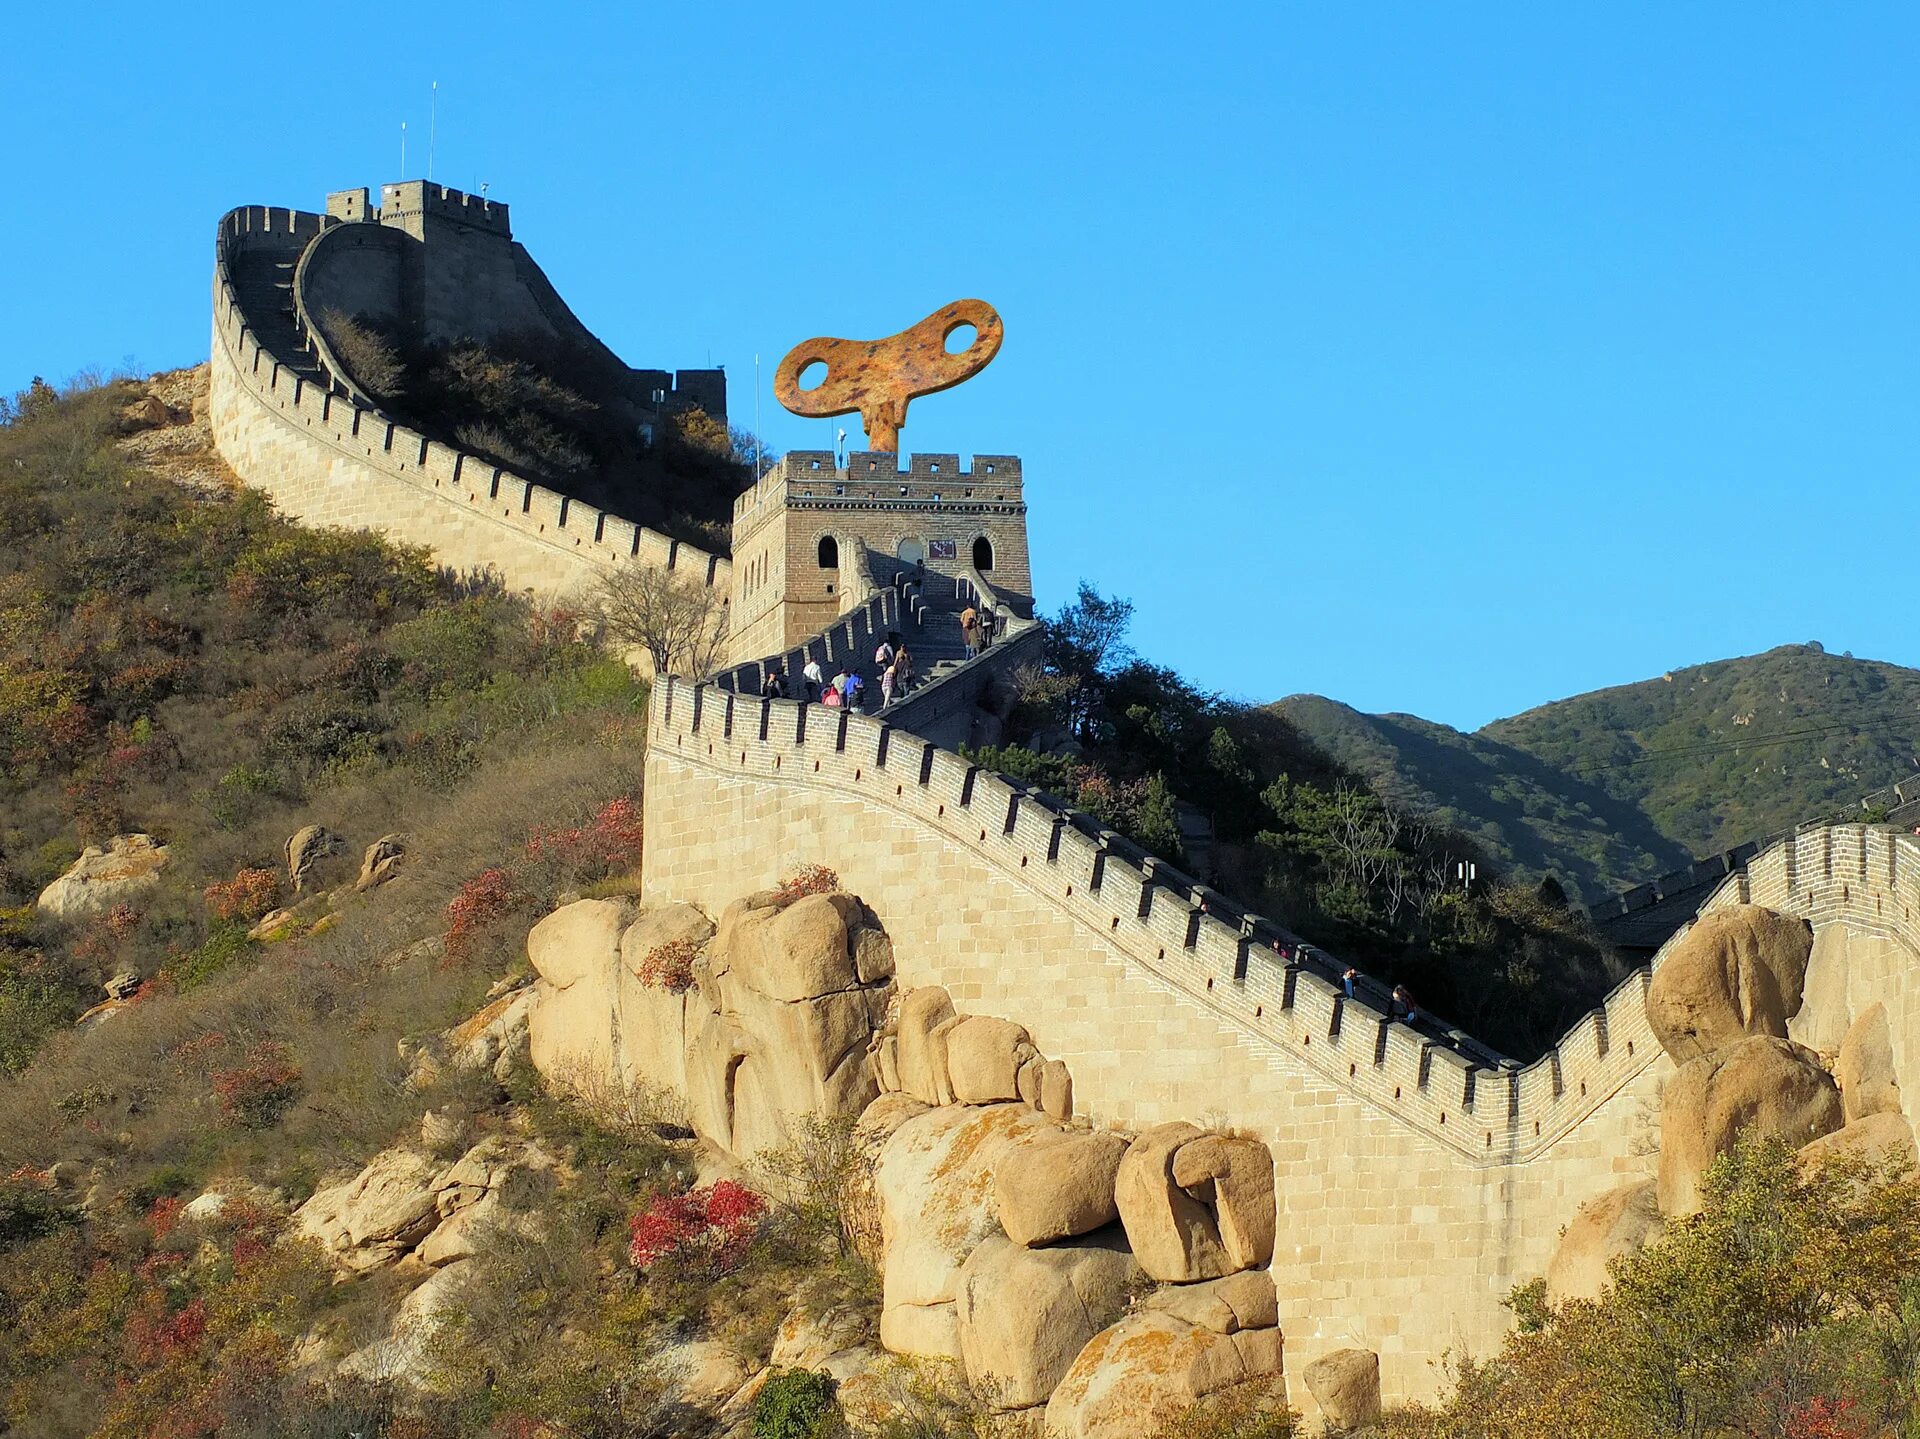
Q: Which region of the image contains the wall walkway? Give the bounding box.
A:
[208,205,730,607]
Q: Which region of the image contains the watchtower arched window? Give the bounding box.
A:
[817,535,840,569]
[972,536,995,572]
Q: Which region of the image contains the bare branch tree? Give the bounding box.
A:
[591,564,729,678]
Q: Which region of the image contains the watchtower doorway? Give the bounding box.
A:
[896,537,926,566]
[972,536,994,572]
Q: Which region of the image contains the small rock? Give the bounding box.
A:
[1302,1347,1381,1431]
[285,825,347,895]
[355,833,406,892]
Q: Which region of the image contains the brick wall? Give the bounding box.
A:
[640,674,1920,1408]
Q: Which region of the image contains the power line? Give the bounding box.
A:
[1567,713,1920,774]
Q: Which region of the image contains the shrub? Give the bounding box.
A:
[317,308,408,399]
[210,1041,300,1129]
[525,793,645,882]
[773,864,841,906]
[444,865,527,965]
[752,1368,843,1439]
[629,1179,766,1279]
[202,867,280,922]
[636,936,699,992]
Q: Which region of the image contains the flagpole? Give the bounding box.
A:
[428,81,438,182]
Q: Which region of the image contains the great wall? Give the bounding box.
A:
[209,182,1920,1422]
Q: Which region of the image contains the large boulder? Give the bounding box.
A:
[1139,1270,1278,1333]
[685,894,892,1161]
[1042,1309,1284,1439]
[526,899,635,1087]
[946,1016,1036,1105]
[1170,1134,1275,1272]
[1798,1111,1919,1175]
[875,1103,1055,1359]
[1837,1002,1902,1123]
[1545,1179,1663,1304]
[416,1135,557,1267]
[896,986,959,1105]
[1301,1348,1381,1432]
[36,835,169,919]
[1115,1124,1274,1282]
[1646,905,1813,1063]
[954,1231,1139,1410]
[996,1128,1129,1247]
[615,902,714,1097]
[1658,1035,1843,1216]
[1787,925,1854,1055]
[292,1148,443,1272]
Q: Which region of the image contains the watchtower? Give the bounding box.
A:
[727,450,1031,661]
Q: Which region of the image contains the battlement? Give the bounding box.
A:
[735,451,1026,520]
[379,180,511,235]
[209,208,731,620]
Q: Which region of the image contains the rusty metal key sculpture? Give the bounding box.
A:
[773,299,1003,454]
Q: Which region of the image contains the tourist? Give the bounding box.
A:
[1342,967,1358,999]
[1390,984,1414,1023]
[829,668,851,707]
[843,670,866,713]
[895,646,915,689]
[761,667,786,699]
[979,607,996,650]
[960,604,979,658]
[876,636,896,670]
[802,658,824,703]
[880,656,898,709]
[821,681,842,709]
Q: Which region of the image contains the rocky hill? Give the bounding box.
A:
[1279,645,1920,899]
[1271,695,1691,904]
[1485,644,1920,858]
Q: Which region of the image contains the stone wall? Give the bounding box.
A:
[729,451,1032,658]
[208,206,730,616]
[641,679,1676,1406]
[640,676,1920,1409]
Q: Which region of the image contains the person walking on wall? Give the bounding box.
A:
[761,667,787,700]
[1342,967,1358,999]
[802,658,824,704]
[876,637,896,672]
[978,607,996,651]
[880,654,898,710]
[842,669,866,714]
[960,604,979,658]
[895,645,915,691]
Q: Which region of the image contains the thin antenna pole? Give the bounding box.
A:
[428,81,438,182]
[400,121,407,177]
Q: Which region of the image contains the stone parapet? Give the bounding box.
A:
[209,206,730,609]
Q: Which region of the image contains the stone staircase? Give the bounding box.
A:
[228,244,327,390]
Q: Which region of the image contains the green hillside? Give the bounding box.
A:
[1484,644,1920,858]
[1273,695,1692,902]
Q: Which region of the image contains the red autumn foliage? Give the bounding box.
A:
[636,936,699,992]
[628,1179,766,1278]
[124,1294,207,1368]
[525,794,644,876]
[1787,1396,1867,1439]
[209,1041,300,1128]
[202,866,281,922]
[444,865,525,964]
[148,1195,186,1241]
[772,863,840,906]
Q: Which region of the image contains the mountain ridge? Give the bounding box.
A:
[1276,643,1920,899]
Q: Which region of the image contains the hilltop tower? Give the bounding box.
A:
[726,450,1032,660]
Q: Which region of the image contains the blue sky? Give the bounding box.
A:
[4,4,1916,729]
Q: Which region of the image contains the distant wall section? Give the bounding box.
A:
[209,205,730,615]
